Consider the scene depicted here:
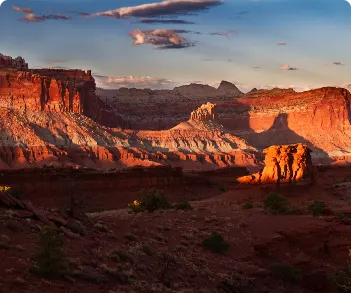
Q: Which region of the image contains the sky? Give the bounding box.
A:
[0,0,351,92]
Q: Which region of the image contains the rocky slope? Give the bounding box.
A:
[0,64,258,170]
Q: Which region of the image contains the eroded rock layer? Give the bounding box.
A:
[0,71,258,170]
[237,143,315,184]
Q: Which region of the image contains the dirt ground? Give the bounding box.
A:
[0,165,351,292]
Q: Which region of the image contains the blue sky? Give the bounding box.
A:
[1,0,351,91]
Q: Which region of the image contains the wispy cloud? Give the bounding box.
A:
[129,29,195,49]
[90,0,224,18]
[12,5,33,13]
[333,61,345,66]
[277,42,287,45]
[13,5,71,22]
[94,75,179,89]
[19,13,71,22]
[281,64,298,71]
[133,18,195,24]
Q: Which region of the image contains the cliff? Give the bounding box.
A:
[237,144,315,184]
[0,68,127,127]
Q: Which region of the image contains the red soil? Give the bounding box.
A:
[0,165,351,292]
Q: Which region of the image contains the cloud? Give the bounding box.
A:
[276,42,287,45]
[281,64,298,71]
[18,13,71,22]
[208,29,236,37]
[133,18,195,24]
[90,0,223,18]
[94,75,180,89]
[43,59,67,63]
[333,61,345,66]
[129,29,195,49]
[13,5,71,22]
[12,5,33,13]
[67,10,90,16]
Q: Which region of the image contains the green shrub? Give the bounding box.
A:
[242,201,254,209]
[308,201,327,217]
[264,192,291,215]
[174,201,193,211]
[128,189,171,213]
[203,232,230,253]
[332,266,351,293]
[30,227,67,278]
[269,263,302,284]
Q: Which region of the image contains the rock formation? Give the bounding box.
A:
[0,54,28,70]
[190,102,217,122]
[237,143,315,184]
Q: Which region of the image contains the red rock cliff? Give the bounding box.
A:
[0,68,127,127]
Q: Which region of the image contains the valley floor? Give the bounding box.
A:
[0,166,351,292]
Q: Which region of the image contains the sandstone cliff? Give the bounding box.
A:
[237,143,315,184]
[0,68,127,127]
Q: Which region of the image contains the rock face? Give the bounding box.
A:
[237,143,315,184]
[0,68,126,127]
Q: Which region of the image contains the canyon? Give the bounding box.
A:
[0,55,350,171]
[97,86,351,164]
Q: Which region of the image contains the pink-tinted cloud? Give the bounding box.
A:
[12,5,33,13]
[94,75,179,89]
[90,0,223,18]
[281,64,298,71]
[129,29,195,49]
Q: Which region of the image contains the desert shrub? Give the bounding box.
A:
[128,200,145,213]
[332,266,351,293]
[242,201,254,209]
[269,263,302,284]
[30,227,67,278]
[128,189,171,213]
[203,232,230,253]
[264,192,292,215]
[308,200,327,217]
[174,201,193,211]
